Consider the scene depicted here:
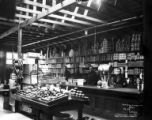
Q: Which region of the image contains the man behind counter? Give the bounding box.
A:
[64,66,71,81]
[86,66,100,86]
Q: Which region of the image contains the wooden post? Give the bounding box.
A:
[17,28,23,88]
[18,28,22,59]
[52,0,56,6]
[46,45,49,64]
[143,0,152,119]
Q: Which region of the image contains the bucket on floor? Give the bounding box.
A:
[53,112,73,120]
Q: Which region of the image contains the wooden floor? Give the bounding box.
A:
[0,95,109,120]
[0,95,31,120]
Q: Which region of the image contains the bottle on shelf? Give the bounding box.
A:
[137,33,141,51]
[136,71,144,92]
[116,39,120,52]
[131,34,135,51]
[139,71,144,92]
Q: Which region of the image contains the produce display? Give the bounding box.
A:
[18,85,69,104]
[70,88,89,100]
[18,85,89,104]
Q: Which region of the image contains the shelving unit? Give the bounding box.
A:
[32,21,144,89]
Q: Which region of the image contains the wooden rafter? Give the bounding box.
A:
[71,1,82,19]
[48,14,94,26]
[0,17,16,23]
[76,1,96,12]
[83,0,93,16]
[0,20,16,26]
[0,0,77,39]
[60,9,105,23]
[22,0,105,23]
[14,19,52,28]
[15,14,81,28]
[0,16,52,29]
[16,7,94,26]
[72,6,79,19]
[61,14,67,23]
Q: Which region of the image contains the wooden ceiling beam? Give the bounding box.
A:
[0,20,16,26]
[49,14,93,26]
[76,1,96,12]
[0,0,77,39]
[40,18,80,28]
[0,17,17,24]
[15,16,66,31]
[16,6,94,26]
[14,19,53,29]
[83,0,93,16]
[22,0,105,23]
[60,9,105,23]
[71,6,79,19]
[15,14,80,28]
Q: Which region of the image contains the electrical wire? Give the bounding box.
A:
[22,15,143,48]
[27,22,142,51]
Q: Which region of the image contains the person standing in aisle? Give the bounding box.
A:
[87,66,100,86]
[74,67,82,79]
[64,66,71,81]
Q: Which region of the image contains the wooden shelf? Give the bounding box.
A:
[47,62,63,64]
[48,57,63,59]
[75,51,141,57]
[128,66,143,68]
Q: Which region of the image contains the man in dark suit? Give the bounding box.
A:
[64,66,71,81]
[87,66,100,86]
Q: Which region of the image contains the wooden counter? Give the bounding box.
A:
[62,85,143,120]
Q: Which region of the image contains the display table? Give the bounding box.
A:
[13,94,89,120]
[0,88,10,110]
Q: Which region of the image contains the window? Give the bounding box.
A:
[6,52,18,64]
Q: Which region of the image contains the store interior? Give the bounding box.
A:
[0,0,152,120]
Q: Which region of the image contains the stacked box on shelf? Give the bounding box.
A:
[65,57,75,63]
[108,38,115,52]
[115,39,121,52]
[102,38,109,53]
[100,54,107,62]
[131,33,141,51]
[108,54,113,61]
[127,53,144,60]
[56,58,63,63]
[113,53,119,61]
[119,53,127,60]
[128,68,143,75]
[128,61,144,67]
[123,35,131,52]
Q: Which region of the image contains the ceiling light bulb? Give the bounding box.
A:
[84,30,88,35]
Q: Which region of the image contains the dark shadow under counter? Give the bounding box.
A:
[61,84,143,120]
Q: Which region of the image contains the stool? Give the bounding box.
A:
[53,112,73,120]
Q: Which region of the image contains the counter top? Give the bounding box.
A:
[79,85,140,94]
[65,84,140,94]
[62,84,142,99]
[62,84,143,100]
